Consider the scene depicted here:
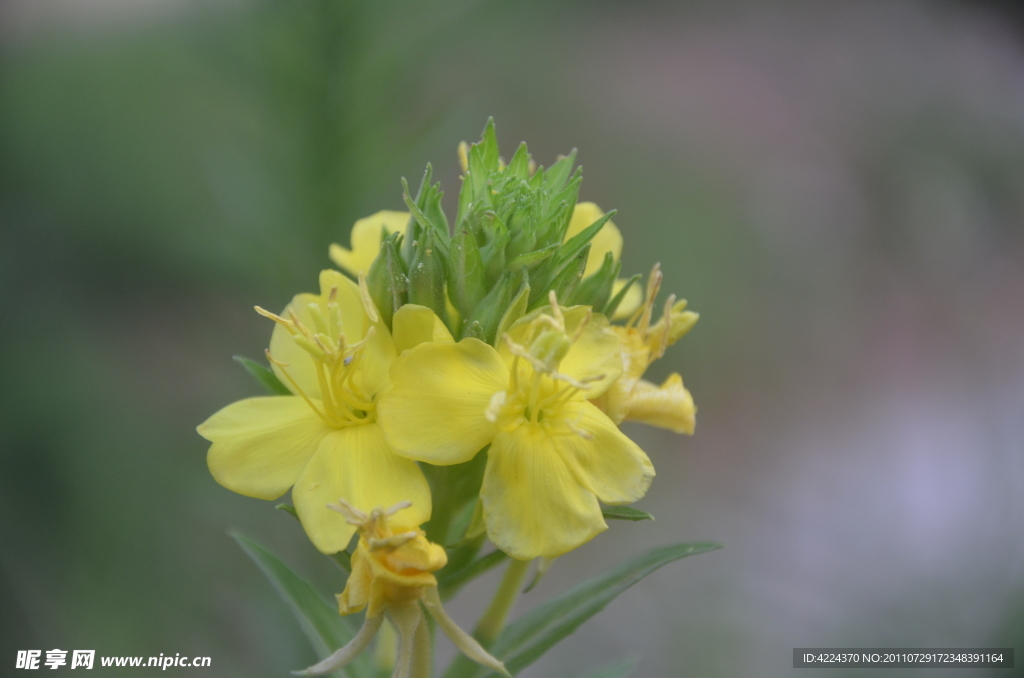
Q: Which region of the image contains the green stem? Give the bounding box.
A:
[473,558,531,646]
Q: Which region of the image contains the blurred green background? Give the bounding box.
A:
[2,0,1023,676]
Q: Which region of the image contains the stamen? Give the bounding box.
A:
[568,308,592,344]
[266,349,332,425]
[651,293,676,363]
[383,500,413,516]
[637,264,662,333]
[357,274,380,323]
[255,306,296,334]
[485,391,507,423]
[328,498,369,525]
[368,531,419,551]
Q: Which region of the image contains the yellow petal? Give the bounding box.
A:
[565,202,623,277]
[481,423,607,559]
[337,546,374,615]
[378,339,505,465]
[384,535,448,575]
[269,270,370,399]
[293,424,431,554]
[391,304,454,355]
[329,211,409,276]
[199,396,330,500]
[557,307,623,398]
[623,373,696,434]
[355,316,398,398]
[555,400,655,504]
[498,305,622,398]
[610,278,643,320]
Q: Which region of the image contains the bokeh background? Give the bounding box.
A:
[2,0,1023,676]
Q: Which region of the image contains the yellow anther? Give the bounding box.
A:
[307,302,329,336]
[368,532,419,551]
[255,306,296,333]
[458,141,469,173]
[485,391,507,424]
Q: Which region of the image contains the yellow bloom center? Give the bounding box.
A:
[256,282,380,429]
[486,293,600,437]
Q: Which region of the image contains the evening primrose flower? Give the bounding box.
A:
[377,293,655,560]
[566,202,642,319]
[329,211,409,276]
[592,264,699,434]
[296,500,510,678]
[197,270,440,553]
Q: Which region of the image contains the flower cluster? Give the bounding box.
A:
[198,120,699,674]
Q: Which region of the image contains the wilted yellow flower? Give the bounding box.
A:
[296,500,509,678]
[565,202,642,319]
[592,264,699,434]
[197,271,446,553]
[377,293,655,560]
[329,211,409,276]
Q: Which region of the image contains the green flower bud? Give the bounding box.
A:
[448,229,488,319]
[367,232,406,331]
[407,228,448,322]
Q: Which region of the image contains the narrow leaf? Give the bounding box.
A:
[603,274,642,319]
[506,243,559,271]
[543,149,577,192]
[232,533,374,678]
[601,506,654,522]
[557,210,615,267]
[233,356,290,395]
[446,542,721,678]
[493,274,530,347]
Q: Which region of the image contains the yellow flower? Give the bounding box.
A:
[592,264,699,434]
[197,270,448,554]
[566,202,643,319]
[329,211,409,276]
[377,293,655,560]
[297,501,509,678]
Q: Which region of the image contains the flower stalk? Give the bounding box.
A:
[473,557,532,646]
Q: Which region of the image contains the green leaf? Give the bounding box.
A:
[506,243,559,271]
[402,169,450,259]
[505,142,531,180]
[529,245,588,310]
[233,356,290,395]
[468,270,519,344]
[570,252,620,310]
[543,149,577,192]
[601,506,654,522]
[444,542,721,678]
[232,533,374,678]
[603,273,642,319]
[557,209,615,268]
[421,449,488,546]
